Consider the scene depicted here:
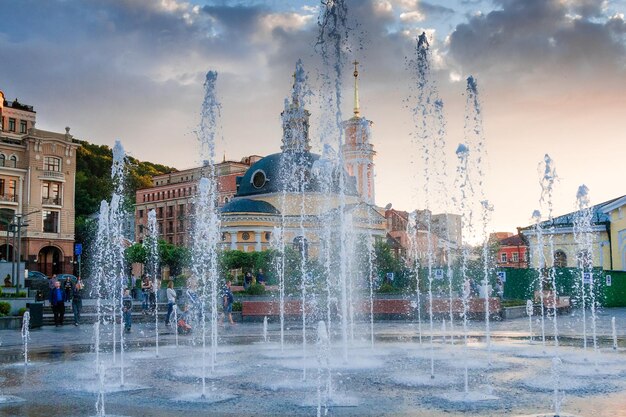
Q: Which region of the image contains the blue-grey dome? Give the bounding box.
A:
[221,198,280,215]
[235,152,358,197]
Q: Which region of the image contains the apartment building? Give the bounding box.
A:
[0,89,79,278]
[134,156,260,246]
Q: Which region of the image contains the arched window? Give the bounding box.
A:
[0,154,5,167]
[9,155,17,168]
[554,250,567,268]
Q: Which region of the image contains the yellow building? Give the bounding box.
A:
[601,196,626,271]
[520,195,625,270]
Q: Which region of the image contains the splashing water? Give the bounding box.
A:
[146,209,159,358]
[190,70,223,399]
[574,184,593,351]
[21,311,30,365]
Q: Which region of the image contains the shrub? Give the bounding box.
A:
[376,283,400,294]
[0,301,10,316]
[245,283,266,296]
[232,301,242,312]
[501,299,527,308]
[17,307,27,316]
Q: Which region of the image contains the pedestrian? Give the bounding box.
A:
[130,275,138,299]
[72,278,83,326]
[256,268,266,286]
[47,274,58,304]
[222,280,235,325]
[141,276,151,314]
[244,272,253,290]
[122,288,133,332]
[177,304,192,335]
[50,280,65,326]
[165,281,176,326]
[63,276,73,302]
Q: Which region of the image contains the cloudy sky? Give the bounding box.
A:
[2,0,625,235]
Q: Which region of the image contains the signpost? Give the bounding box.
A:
[74,243,82,279]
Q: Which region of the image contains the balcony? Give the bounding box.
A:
[0,194,17,204]
[39,171,65,181]
[42,196,62,206]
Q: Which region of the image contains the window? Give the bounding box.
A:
[43,210,59,233]
[8,118,15,132]
[44,157,61,172]
[42,182,61,205]
[158,207,163,218]
[242,232,250,241]
[0,155,4,167]
[8,156,16,168]
[500,253,507,263]
[0,179,4,196]
[167,206,173,218]
[554,250,567,268]
[512,252,519,263]
[139,209,144,218]
[138,225,144,234]
[251,170,267,189]
[20,120,27,134]
[8,180,16,200]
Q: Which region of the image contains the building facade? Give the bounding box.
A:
[0,90,79,278]
[600,196,626,271]
[493,233,528,269]
[134,157,259,245]
[519,196,625,270]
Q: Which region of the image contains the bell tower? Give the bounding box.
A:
[342,61,376,204]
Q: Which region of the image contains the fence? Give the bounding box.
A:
[498,267,626,308]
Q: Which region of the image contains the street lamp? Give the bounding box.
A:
[11,210,39,288]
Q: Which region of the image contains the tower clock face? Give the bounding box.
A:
[251,170,267,189]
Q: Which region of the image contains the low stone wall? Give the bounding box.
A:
[502,305,527,320]
[0,316,23,330]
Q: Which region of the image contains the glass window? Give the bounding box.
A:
[8,118,15,132]
[43,210,59,233]
[0,179,4,196]
[44,157,61,172]
[20,120,27,134]
[554,250,567,268]
[512,252,519,262]
[8,180,16,200]
[139,209,144,218]
[9,156,16,168]
[500,253,507,263]
[0,155,4,167]
[42,182,61,205]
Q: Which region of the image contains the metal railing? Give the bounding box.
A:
[42,196,62,206]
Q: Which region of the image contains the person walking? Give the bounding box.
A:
[141,276,152,314]
[50,280,66,326]
[122,288,133,332]
[72,278,83,326]
[165,281,176,326]
[222,280,235,326]
[63,276,73,302]
[47,274,58,304]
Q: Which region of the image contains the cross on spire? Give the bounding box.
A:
[353,60,360,117]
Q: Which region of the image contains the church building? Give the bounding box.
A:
[219,62,386,254]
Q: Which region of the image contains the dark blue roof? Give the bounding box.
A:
[220,198,280,215]
[235,152,358,197]
[520,196,623,231]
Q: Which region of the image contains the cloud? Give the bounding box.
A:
[446,0,626,85]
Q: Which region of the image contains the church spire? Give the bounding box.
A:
[353,60,360,117]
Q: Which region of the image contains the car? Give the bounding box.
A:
[27,270,48,280]
[57,274,78,284]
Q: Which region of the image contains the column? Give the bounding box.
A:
[255,231,262,252]
[230,232,237,250]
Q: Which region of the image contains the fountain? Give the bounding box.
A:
[1,2,625,417]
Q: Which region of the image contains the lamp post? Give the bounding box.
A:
[11,210,39,288]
